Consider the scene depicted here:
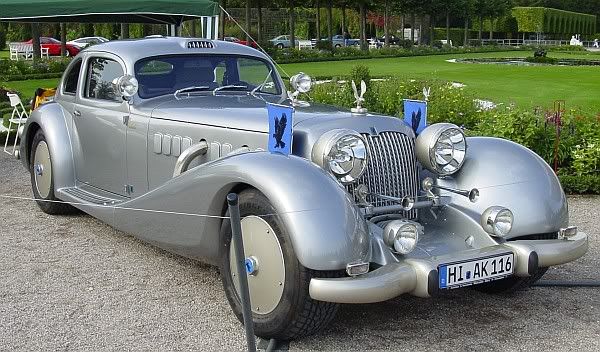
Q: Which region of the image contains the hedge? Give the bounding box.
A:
[512,7,597,34]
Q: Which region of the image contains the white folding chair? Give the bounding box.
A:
[3,93,29,156]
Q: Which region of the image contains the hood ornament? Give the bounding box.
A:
[351,80,367,114]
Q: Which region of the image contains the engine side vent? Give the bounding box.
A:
[187,41,215,49]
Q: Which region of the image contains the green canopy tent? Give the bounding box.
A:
[0,0,219,26]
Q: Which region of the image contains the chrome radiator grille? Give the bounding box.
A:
[346,131,419,219]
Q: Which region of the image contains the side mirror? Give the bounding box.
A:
[113,74,139,101]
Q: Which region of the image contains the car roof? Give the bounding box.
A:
[87,36,271,65]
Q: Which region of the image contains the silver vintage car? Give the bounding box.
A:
[18,37,588,340]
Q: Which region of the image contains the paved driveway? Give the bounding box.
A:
[0,152,598,351]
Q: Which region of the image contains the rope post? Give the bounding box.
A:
[227,193,257,352]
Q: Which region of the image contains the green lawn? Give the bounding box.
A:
[0,50,8,58]
[2,50,599,113]
[280,51,600,113]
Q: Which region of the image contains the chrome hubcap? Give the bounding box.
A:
[230,216,285,315]
[33,141,52,199]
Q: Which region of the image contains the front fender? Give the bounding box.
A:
[437,137,568,238]
[113,152,370,271]
[20,102,75,189]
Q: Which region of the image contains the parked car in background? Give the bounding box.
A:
[67,36,109,49]
[311,34,360,48]
[379,34,401,45]
[223,36,258,49]
[26,37,81,56]
[269,35,298,49]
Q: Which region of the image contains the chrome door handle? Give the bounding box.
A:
[73,110,81,117]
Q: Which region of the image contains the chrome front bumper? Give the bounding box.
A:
[309,232,588,304]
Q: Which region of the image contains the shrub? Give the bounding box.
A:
[559,175,600,194]
[525,55,558,64]
[348,65,371,87]
[397,39,414,50]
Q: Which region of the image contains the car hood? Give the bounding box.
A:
[147,93,412,135]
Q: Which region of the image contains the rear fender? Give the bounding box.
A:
[20,103,75,189]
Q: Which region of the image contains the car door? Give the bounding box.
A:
[72,54,129,196]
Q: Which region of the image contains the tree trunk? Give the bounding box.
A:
[289,0,296,49]
[384,0,390,47]
[478,15,483,40]
[359,2,367,50]
[446,10,450,44]
[327,0,333,42]
[60,23,67,56]
[341,5,346,34]
[430,15,435,46]
[257,0,263,43]
[316,0,321,40]
[121,24,129,39]
[464,18,469,46]
[245,0,251,44]
[489,18,494,40]
[418,15,423,44]
[219,0,226,40]
[410,14,415,42]
[31,23,41,62]
[401,15,405,39]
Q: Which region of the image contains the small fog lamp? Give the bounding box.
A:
[383,220,422,255]
[481,206,514,237]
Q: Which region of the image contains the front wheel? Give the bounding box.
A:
[219,189,340,340]
[276,43,284,49]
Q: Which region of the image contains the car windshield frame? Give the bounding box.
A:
[134,54,282,99]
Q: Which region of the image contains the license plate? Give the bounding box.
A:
[438,253,514,289]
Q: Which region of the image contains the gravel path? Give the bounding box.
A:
[0,151,598,351]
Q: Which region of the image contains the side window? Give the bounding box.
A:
[63,59,82,95]
[85,57,124,102]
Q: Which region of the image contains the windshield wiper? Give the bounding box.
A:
[174,86,210,97]
[251,69,274,96]
[213,85,248,95]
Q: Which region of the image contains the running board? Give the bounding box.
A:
[59,187,125,206]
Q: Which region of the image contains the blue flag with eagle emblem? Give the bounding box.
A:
[403,99,427,135]
[267,103,294,155]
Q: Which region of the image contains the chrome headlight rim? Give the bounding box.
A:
[290,72,312,94]
[311,129,368,185]
[481,206,514,237]
[416,123,467,176]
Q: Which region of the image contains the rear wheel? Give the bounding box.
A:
[219,189,341,340]
[30,130,75,215]
[276,43,284,49]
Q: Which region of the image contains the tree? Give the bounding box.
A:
[326,0,334,42]
[315,0,321,39]
[60,23,67,56]
[257,0,263,43]
[289,0,296,47]
[31,23,41,62]
[245,0,252,44]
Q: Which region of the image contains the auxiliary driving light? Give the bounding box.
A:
[481,206,514,237]
[346,261,370,276]
[383,220,422,255]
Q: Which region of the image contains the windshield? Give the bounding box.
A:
[134,55,281,99]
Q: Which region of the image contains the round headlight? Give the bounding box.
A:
[290,72,312,93]
[481,206,514,237]
[114,74,139,98]
[415,123,467,176]
[312,129,368,184]
[383,220,421,255]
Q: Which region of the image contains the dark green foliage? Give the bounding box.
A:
[525,55,558,64]
[0,58,70,81]
[512,7,597,34]
[397,39,414,50]
[315,40,333,51]
[559,175,600,194]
